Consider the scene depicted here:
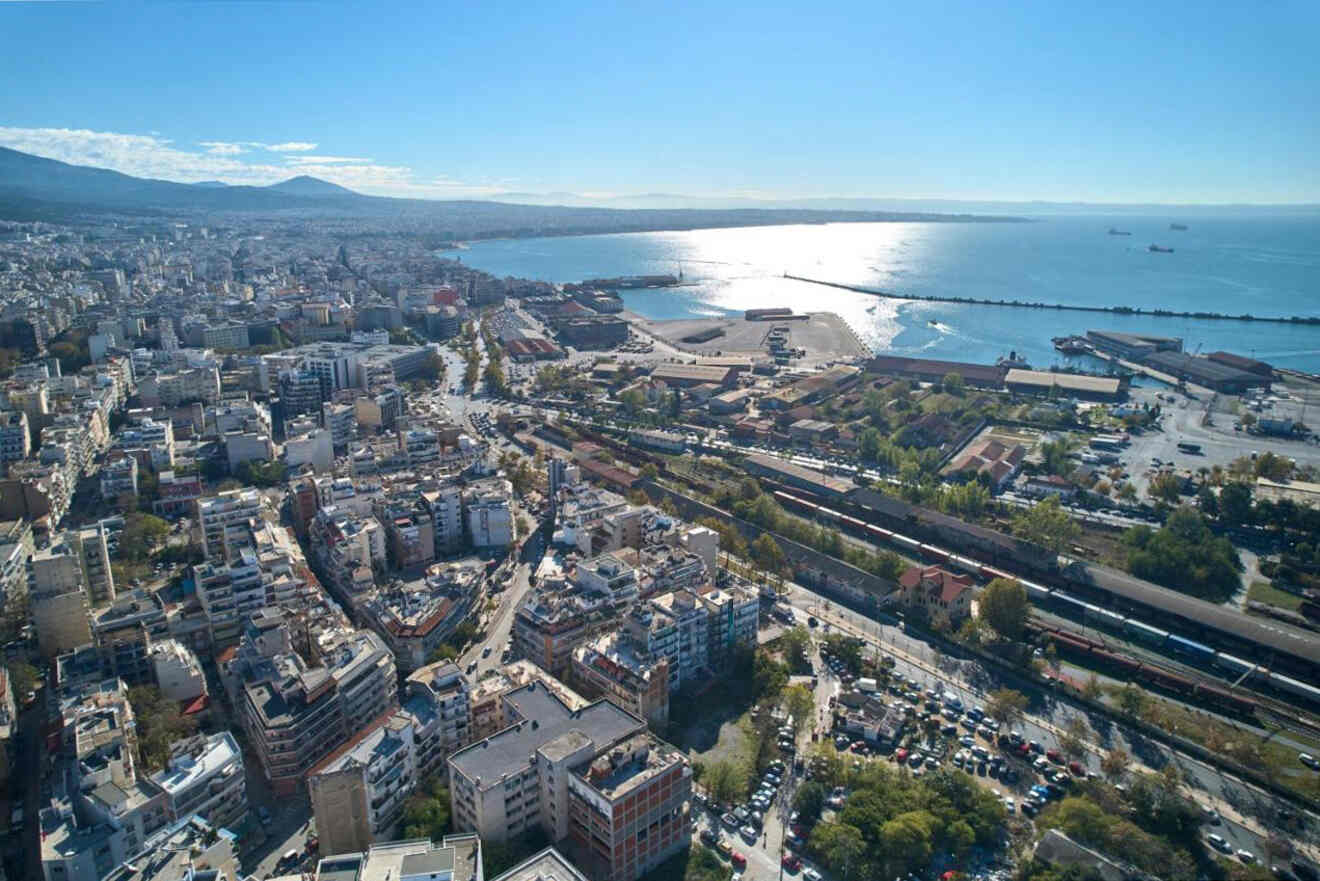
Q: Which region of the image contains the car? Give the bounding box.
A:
[1021,801,1039,817]
[1046,749,1063,764]
[1029,740,1043,754]
[1068,761,1085,776]
[1238,849,1257,864]
[960,734,975,748]
[722,812,739,829]
[700,829,718,847]
[803,869,823,881]
[1301,753,1320,770]
[1004,798,1015,814]
[750,811,764,828]
[807,616,818,627]
[740,824,758,841]
[716,839,734,858]
[782,853,802,872]
[941,724,957,737]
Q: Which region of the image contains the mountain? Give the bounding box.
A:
[191,180,230,189]
[267,175,356,196]
[0,146,1027,237]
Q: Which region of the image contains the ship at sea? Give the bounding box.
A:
[1148,244,1175,253]
[1052,335,1090,355]
[1107,227,1132,236]
[1169,223,1188,231]
[996,350,1032,369]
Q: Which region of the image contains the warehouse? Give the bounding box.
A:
[866,356,1006,389]
[649,363,737,388]
[1085,330,1183,360]
[1140,351,1269,393]
[1004,369,1125,401]
[744,453,854,500]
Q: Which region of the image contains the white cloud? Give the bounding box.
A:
[284,155,372,165]
[0,125,511,198]
[199,141,246,155]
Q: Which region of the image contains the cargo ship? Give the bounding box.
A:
[1148,244,1174,253]
[1107,227,1132,236]
[1169,223,1188,231]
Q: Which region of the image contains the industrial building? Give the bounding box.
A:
[1085,330,1183,360]
[1004,368,1125,401]
[1140,351,1270,393]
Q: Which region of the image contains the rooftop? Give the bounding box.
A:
[448,681,643,788]
[488,847,589,881]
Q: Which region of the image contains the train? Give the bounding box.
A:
[1030,623,1260,717]
[771,488,1320,711]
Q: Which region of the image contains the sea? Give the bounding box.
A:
[449,215,1320,373]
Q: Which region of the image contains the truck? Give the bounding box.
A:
[1175,442,1202,454]
[772,603,795,623]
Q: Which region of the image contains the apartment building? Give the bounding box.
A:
[566,735,691,881]
[0,409,30,467]
[358,563,480,672]
[448,682,645,845]
[310,835,483,881]
[465,485,512,550]
[196,488,263,561]
[90,590,168,685]
[403,660,473,780]
[75,522,117,606]
[697,585,759,669]
[571,633,670,729]
[30,539,93,657]
[307,711,418,854]
[513,584,619,677]
[627,591,708,692]
[149,638,208,702]
[149,732,247,829]
[100,454,140,502]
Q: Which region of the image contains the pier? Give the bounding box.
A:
[783,274,1320,326]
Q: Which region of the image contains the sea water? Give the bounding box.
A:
[452,215,1320,372]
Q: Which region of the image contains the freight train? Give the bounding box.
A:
[772,488,1320,710]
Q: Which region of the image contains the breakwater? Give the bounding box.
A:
[784,274,1320,326]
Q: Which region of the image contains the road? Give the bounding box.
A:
[773,580,1319,866]
[460,557,536,678]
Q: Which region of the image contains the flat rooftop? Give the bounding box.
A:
[448,682,643,788]
[489,847,589,881]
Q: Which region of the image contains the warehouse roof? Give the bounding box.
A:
[1005,369,1122,396]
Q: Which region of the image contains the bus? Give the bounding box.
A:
[1176,442,1202,454]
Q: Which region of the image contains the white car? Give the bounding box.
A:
[803,870,823,881]
[1206,834,1231,854]
[1003,797,1015,814]
[1236,849,1255,864]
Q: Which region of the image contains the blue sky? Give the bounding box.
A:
[1,0,1317,204]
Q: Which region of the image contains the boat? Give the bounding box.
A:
[1169,223,1188,231]
[1148,244,1174,253]
[928,318,939,326]
[1107,228,1132,236]
[996,350,1032,369]
[866,304,877,314]
[1052,335,1089,355]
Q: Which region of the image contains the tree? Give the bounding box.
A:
[118,512,170,562]
[703,760,745,805]
[1040,797,1111,847]
[128,685,198,772]
[1147,472,1183,505]
[941,373,965,395]
[793,781,827,827]
[985,688,1028,728]
[753,651,789,701]
[1059,716,1088,759]
[8,662,38,698]
[782,684,815,736]
[1218,481,1254,526]
[879,811,935,874]
[1011,496,1080,555]
[1081,674,1104,701]
[977,577,1030,641]
[1100,747,1130,782]
[1124,506,1241,602]
[811,820,867,880]
[1114,683,1148,717]
[751,533,787,574]
[402,776,451,840]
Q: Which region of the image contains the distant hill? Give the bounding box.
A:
[0,146,1026,236]
[191,180,230,189]
[267,175,356,196]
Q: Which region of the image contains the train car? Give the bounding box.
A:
[1092,608,1127,634]
[1214,652,1255,678]
[1167,635,1216,664]
[891,533,922,552]
[1125,618,1170,648]
[1051,591,1090,616]
[919,544,950,563]
[1265,671,1320,708]
[1023,582,1052,603]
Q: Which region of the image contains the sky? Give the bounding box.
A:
[1,0,1317,205]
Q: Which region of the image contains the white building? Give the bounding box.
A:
[465,485,512,550]
[197,488,263,561]
[148,732,247,829]
[149,639,208,702]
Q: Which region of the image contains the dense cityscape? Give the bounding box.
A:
[0,198,1311,881]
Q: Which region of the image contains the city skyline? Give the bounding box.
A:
[1,0,1317,205]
